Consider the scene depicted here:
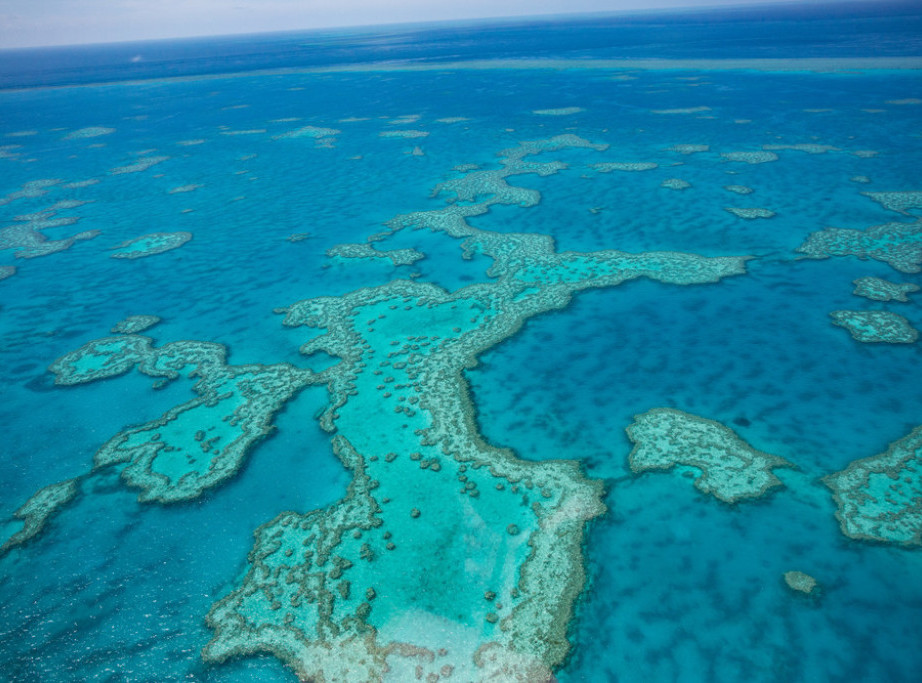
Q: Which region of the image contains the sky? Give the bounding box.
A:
[0,0,856,49]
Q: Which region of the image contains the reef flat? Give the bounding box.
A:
[48,334,317,503]
[783,571,819,595]
[852,277,919,302]
[326,243,426,267]
[725,207,775,220]
[111,315,162,335]
[0,202,98,259]
[0,480,78,555]
[203,136,752,681]
[626,408,795,504]
[109,231,192,259]
[825,427,922,547]
[829,310,919,344]
[796,219,922,273]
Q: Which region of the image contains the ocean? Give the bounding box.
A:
[1,2,921,681]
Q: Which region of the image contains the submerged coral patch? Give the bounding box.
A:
[0,203,94,259]
[721,151,779,164]
[763,144,839,154]
[533,107,584,115]
[0,178,62,206]
[110,232,192,259]
[379,130,430,138]
[168,184,203,194]
[591,162,658,172]
[626,408,795,503]
[668,144,709,154]
[784,571,819,594]
[652,106,711,114]
[0,480,79,555]
[109,155,170,175]
[796,219,922,273]
[63,127,115,140]
[111,315,162,334]
[272,125,341,140]
[825,426,922,546]
[725,207,775,219]
[829,310,918,343]
[219,129,267,136]
[852,276,919,302]
[49,334,317,503]
[863,191,922,215]
[327,243,425,266]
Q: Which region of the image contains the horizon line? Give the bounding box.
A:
[0,0,898,52]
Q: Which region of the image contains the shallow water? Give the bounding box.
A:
[2,4,921,681]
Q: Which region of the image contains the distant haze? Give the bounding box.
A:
[0,0,863,49]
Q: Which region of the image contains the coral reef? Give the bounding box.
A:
[327,243,425,267]
[852,276,919,302]
[721,151,779,164]
[109,155,170,175]
[829,310,918,343]
[379,130,429,138]
[111,315,162,335]
[725,207,775,219]
[825,426,922,547]
[0,480,79,555]
[110,232,192,259]
[591,162,658,172]
[763,144,838,154]
[796,219,922,273]
[204,136,754,680]
[626,408,794,503]
[533,107,584,115]
[63,127,115,140]
[50,334,317,503]
[783,571,819,594]
[668,144,709,154]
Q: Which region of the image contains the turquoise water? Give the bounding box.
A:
[2,5,922,681]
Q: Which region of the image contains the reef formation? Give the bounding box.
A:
[111,315,162,335]
[2,134,754,680]
[327,243,426,267]
[852,276,920,302]
[626,408,795,504]
[829,310,918,344]
[202,136,753,680]
[110,232,192,259]
[825,426,922,547]
[48,334,316,503]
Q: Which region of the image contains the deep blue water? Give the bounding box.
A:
[1,3,921,682]
[2,1,922,89]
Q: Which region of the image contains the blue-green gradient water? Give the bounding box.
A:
[2,3,921,681]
